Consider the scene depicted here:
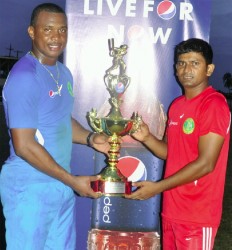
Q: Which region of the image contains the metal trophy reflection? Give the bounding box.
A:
[88,39,141,196]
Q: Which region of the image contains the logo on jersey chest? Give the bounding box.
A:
[183,118,195,134]
[48,82,73,98]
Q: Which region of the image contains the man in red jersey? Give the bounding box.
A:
[125,38,231,250]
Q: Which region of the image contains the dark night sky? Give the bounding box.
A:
[0,0,231,91]
[209,0,232,91]
[0,0,65,57]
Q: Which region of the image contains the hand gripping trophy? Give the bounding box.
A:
[88,39,141,196]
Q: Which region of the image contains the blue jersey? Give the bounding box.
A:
[2,52,74,183]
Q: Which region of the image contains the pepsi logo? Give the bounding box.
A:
[127,25,145,41]
[157,1,176,20]
[117,156,147,182]
[115,82,125,93]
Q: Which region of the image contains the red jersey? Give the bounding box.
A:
[162,86,231,227]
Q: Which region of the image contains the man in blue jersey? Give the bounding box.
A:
[0,3,109,250]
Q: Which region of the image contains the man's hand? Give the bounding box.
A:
[124,181,162,200]
[71,175,102,199]
[91,133,110,155]
[131,120,151,143]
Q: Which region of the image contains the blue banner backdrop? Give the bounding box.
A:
[65,0,212,249]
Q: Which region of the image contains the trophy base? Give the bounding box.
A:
[87,229,161,250]
[91,180,132,196]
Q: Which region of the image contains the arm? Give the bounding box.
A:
[125,132,225,200]
[11,128,100,198]
[132,120,167,160]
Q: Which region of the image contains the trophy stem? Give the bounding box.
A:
[108,133,120,168]
[91,133,132,196]
[102,133,127,184]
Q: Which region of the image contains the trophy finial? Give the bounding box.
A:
[104,40,130,103]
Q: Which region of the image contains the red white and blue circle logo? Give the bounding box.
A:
[157,1,176,20]
[117,156,147,182]
[115,82,125,94]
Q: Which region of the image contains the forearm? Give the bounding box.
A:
[159,158,214,193]
[14,139,75,186]
[125,159,213,200]
[14,140,102,198]
[71,117,91,145]
[142,133,167,160]
[10,127,102,198]
[132,121,167,159]
[126,132,225,201]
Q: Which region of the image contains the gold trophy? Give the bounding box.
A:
[88,39,141,196]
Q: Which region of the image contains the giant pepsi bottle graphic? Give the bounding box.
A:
[88,95,166,249]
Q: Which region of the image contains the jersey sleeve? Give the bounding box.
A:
[199,94,231,138]
[3,68,41,129]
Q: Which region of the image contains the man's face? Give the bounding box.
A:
[175,52,214,91]
[28,11,67,64]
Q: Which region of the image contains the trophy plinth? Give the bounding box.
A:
[88,39,141,196]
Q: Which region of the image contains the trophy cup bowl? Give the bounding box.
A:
[88,39,141,196]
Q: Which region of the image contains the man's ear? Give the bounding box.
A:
[28,26,35,40]
[206,64,215,77]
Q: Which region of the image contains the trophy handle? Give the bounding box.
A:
[129,113,142,134]
[88,109,104,133]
